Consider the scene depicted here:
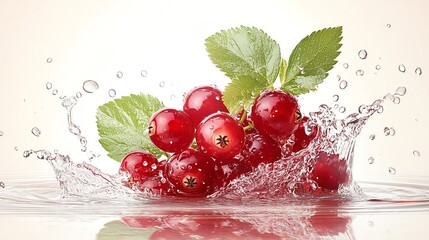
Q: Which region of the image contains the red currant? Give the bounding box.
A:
[183,86,229,126]
[119,150,159,183]
[195,112,245,160]
[148,108,194,153]
[214,155,252,188]
[165,149,216,196]
[292,116,319,153]
[250,90,302,143]
[242,133,282,168]
[137,176,174,196]
[310,152,349,190]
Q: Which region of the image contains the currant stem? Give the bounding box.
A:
[243,124,254,132]
[239,109,247,124]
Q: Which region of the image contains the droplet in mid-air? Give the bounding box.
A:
[76,92,82,98]
[332,94,339,102]
[339,80,348,90]
[388,167,396,175]
[82,80,99,93]
[369,134,376,140]
[343,63,349,69]
[356,69,364,76]
[31,127,41,137]
[358,50,368,59]
[375,65,381,70]
[141,70,148,77]
[398,64,406,73]
[415,67,422,75]
[46,82,52,90]
[394,87,407,96]
[46,58,53,63]
[52,89,58,95]
[368,157,374,164]
[108,89,116,98]
[0,130,3,136]
[159,81,165,87]
[0,182,5,188]
[116,71,123,78]
[413,150,420,157]
[386,24,392,28]
[339,106,346,113]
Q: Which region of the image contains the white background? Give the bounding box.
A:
[1,0,428,239]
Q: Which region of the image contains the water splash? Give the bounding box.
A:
[61,96,88,152]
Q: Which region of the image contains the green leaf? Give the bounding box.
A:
[222,75,271,115]
[96,93,165,161]
[281,27,342,95]
[205,26,281,84]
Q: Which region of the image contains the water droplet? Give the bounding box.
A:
[215,96,220,101]
[116,71,123,78]
[46,58,53,63]
[356,69,364,76]
[339,80,348,90]
[46,82,52,90]
[333,104,339,109]
[369,134,376,140]
[393,97,401,104]
[332,94,339,102]
[143,161,148,166]
[0,131,3,136]
[31,127,41,137]
[415,67,422,75]
[14,147,18,151]
[339,106,346,113]
[386,24,391,28]
[82,80,99,93]
[159,81,165,87]
[383,127,390,136]
[52,89,58,95]
[358,50,368,59]
[413,150,420,157]
[388,167,396,175]
[0,182,5,188]
[368,157,374,164]
[336,75,341,81]
[108,89,116,98]
[377,106,384,114]
[375,65,381,70]
[299,66,305,74]
[151,163,157,170]
[398,64,406,73]
[343,63,349,69]
[76,92,82,98]
[170,94,176,100]
[389,128,396,136]
[383,93,395,102]
[394,87,406,96]
[141,70,148,77]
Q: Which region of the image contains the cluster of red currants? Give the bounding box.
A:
[119,86,346,197]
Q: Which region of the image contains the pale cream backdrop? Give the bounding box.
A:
[0,0,428,239]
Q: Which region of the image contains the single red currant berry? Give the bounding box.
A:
[165,149,216,196]
[214,155,252,189]
[310,152,349,190]
[292,116,319,153]
[242,133,282,168]
[119,150,159,183]
[250,90,302,143]
[196,112,245,160]
[136,176,174,196]
[148,108,194,153]
[183,86,229,126]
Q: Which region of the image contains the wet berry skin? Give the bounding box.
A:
[148,108,195,153]
[242,133,282,168]
[250,90,302,143]
[292,116,319,153]
[165,149,216,196]
[183,85,229,126]
[119,150,159,183]
[195,112,245,160]
[311,152,349,190]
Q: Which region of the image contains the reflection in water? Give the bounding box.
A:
[96,199,353,240]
